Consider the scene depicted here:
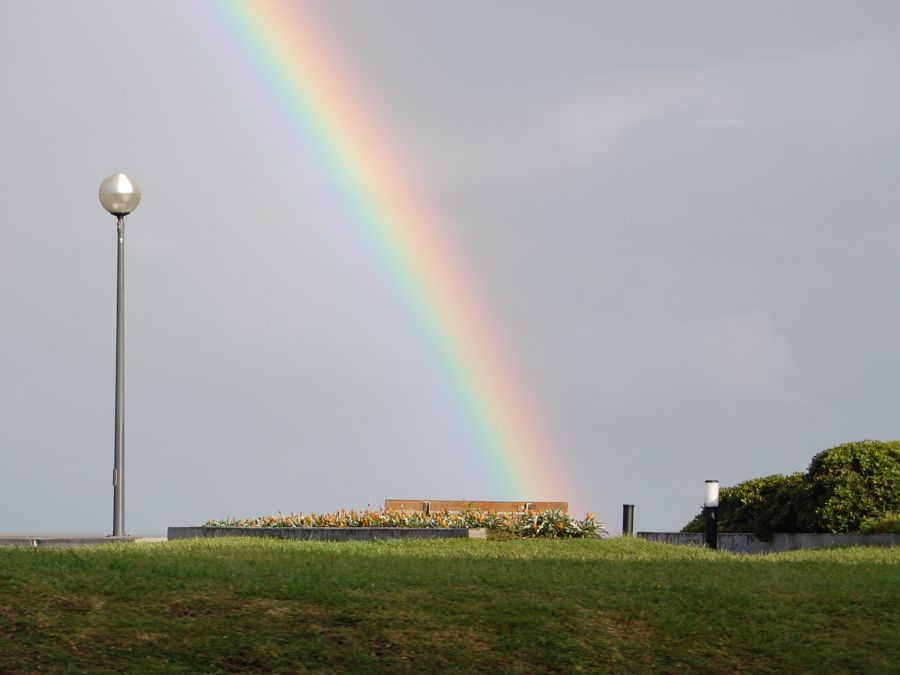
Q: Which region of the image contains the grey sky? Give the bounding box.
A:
[2,1,898,535]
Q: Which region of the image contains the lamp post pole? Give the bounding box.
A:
[113,214,125,536]
[704,479,719,550]
[99,174,141,537]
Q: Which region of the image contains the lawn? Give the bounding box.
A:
[1,537,897,673]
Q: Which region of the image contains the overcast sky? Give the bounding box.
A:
[2,1,898,535]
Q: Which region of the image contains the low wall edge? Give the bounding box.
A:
[168,526,484,542]
[636,531,900,553]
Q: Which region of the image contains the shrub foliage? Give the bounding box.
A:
[683,440,900,538]
[859,513,900,535]
[807,441,900,533]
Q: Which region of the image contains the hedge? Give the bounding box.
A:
[683,440,900,539]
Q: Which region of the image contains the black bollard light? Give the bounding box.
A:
[704,480,719,550]
[622,504,634,536]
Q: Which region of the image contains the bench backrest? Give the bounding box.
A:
[384,500,568,515]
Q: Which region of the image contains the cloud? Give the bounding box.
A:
[689,310,807,403]
[547,307,809,423]
[408,39,900,199]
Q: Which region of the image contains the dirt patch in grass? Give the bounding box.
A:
[46,595,92,613]
[168,593,248,619]
[577,609,651,642]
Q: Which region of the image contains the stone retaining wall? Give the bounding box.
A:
[168,526,486,542]
[637,531,900,553]
[0,536,161,548]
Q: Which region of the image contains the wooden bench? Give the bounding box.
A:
[384,500,568,516]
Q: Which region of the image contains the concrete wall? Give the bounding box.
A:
[0,536,161,548]
[168,527,486,542]
[637,532,900,553]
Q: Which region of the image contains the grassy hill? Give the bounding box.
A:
[1,537,897,673]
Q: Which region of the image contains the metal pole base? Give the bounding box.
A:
[704,506,718,550]
[622,504,634,536]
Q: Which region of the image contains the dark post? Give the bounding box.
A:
[113,215,125,537]
[703,479,720,549]
[703,505,717,550]
[622,504,634,536]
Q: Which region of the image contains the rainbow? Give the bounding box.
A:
[203,0,569,501]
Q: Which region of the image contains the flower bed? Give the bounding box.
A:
[207,508,606,538]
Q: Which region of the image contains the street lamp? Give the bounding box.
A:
[99,173,141,537]
[704,479,719,550]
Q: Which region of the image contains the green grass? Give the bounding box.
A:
[1,538,898,673]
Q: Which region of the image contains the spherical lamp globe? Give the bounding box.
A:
[99,173,141,216]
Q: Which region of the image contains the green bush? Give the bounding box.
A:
[859,513,900,534]
[682,472,814,540]
[682,440,900,538]
[807,440,900,533]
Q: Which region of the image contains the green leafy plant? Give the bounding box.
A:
[807,440,900,533]
[859,513,900,534]
[682,440,900,538]
[682,472,814,540]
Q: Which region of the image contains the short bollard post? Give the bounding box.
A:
[622,504,634,536]
[704,480,719,550]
